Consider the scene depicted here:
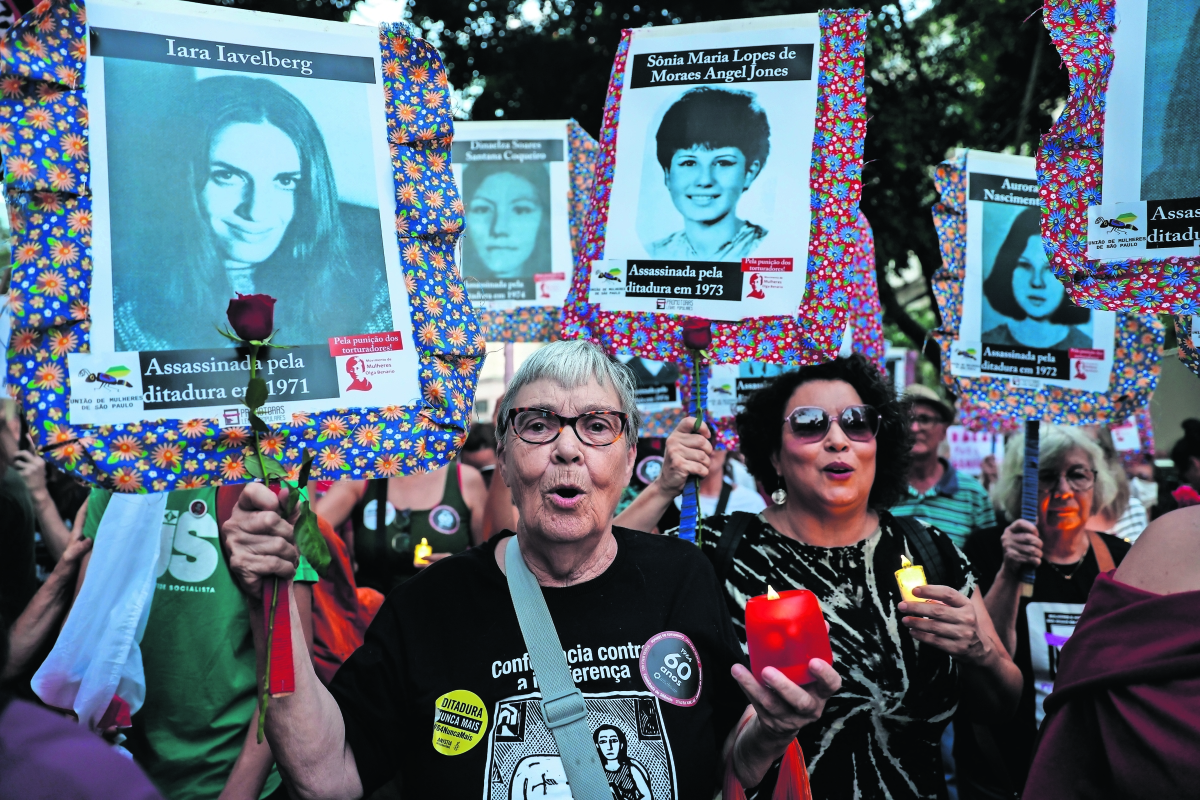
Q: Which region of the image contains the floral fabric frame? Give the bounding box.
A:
[1039,0,1199,374]
[3,2,483,492]
[475,120,599,343]
[930,153,1161,432]
[562,10,869,369]
[1178,315,1200,379]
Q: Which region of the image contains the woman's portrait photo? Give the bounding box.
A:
[593,725,653,800]
[981,206,1092,351]
[1141,0,1200,200]
[105,61,392,351]
[644,87,771,261]
[460,159,552,300]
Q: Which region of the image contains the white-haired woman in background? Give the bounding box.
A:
[958,425,1126,799]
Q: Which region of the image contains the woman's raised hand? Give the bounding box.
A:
[657,416,713,495]
[999,518,1042,577]
[899,586,995,666]
[220,482,299,599]
[731,660,841,738]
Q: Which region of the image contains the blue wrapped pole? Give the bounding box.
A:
[676,351,708,544]
[1019,419,1040,597]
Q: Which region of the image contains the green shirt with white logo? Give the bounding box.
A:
[84,488,316,800]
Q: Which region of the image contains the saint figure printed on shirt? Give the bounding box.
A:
[595,724,654,800]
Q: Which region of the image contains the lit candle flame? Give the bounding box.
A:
[900,554,912,569]
[767,585,781,600]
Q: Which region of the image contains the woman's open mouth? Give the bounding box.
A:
[549,484,586,508]
[822,462,854,480]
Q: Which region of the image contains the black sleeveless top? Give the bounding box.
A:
[350,460,472,594]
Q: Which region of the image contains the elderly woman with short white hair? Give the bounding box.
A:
[959,424,1128,798]
[219,339,841,800]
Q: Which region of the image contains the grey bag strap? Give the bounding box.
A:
[504,536,612,800]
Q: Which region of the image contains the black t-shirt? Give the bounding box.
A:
[961,526,1130,791]
[329,527,748,799]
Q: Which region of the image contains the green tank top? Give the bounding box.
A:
[351,459,472,594]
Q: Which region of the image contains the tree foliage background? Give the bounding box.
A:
[190,0,1069,369]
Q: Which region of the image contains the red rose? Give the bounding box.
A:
[681,317,713,351]
[226,294,276,342]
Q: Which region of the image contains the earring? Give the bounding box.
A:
[772,487,787,505]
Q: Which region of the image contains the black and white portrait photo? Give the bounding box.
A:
[460,159,552,300]
[980,205,1093,351]
[1141,0,1200,200]
[104,59,392,351]
[595,20,819,320]
[645,87,771,260]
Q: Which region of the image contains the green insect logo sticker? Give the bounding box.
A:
[432,690,489,756]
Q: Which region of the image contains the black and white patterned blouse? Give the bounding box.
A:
[694,511,976,800]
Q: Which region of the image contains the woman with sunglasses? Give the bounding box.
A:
[635,355,1021,799]
[956,425,1123,798]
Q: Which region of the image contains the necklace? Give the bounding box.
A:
[1046,556,1087,580]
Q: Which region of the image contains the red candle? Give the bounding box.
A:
[745,586,833,685]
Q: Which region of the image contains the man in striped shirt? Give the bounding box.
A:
[892,385,996,549]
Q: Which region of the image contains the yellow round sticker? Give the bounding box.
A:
[432,690,488,756]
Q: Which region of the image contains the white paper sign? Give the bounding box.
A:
[709,361,787,419]
[615,355,683,414]
[1025,602,1084,726]
[452,120,574,312]
[946,426,1004,477]
[76,0,421,426]
[951,150,1116,394]
[1110,417,1142,452]
[1098,0,1200,260]
[590,16,820,320]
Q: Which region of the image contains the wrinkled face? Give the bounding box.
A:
[596,729,621,762]
[1037,447,1096,535]
[1011,235,1065,321]
[203,122,301,265]
[467,172,544,278]
[772,380,877,512]
[496,377,635,546]
[664,146,760,224]
[908,401,949,458]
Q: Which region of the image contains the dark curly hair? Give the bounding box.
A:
[735,354,914,511]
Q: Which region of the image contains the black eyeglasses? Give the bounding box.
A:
[1038,467,1096,493]
[784,405,881,444]
[506,407,628,447]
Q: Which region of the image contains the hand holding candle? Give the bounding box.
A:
[745,585,833,685]
[895,554,929,605]
[414,537,433,566]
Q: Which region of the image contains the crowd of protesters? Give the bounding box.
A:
[2,350,1199,800]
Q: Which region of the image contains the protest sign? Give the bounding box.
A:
[456,120,599,342]
[1039,0,1198,379]
[930,150,1161,431]
[947,151,1117,394]
[3,0,483,490]
[564,11,868,368]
